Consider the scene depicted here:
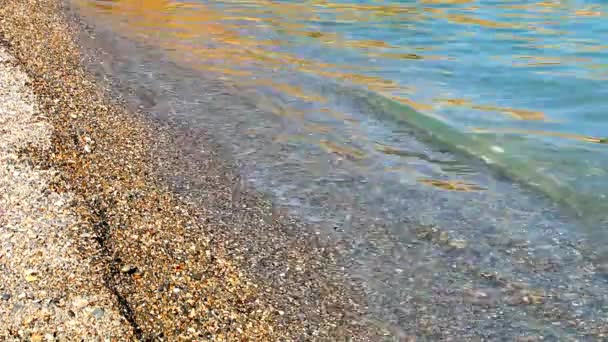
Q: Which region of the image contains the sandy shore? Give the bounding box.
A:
[0,0,387,340]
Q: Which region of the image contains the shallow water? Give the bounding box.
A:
[71,0,608,338]
[79,0,608,224]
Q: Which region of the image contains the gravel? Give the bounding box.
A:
[0,46,133,340]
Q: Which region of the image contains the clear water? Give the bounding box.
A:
[71,0,608,338]
[81,0,608,224]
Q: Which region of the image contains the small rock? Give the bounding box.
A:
[24,269,39,282]
[448,239,468,249]
[491,145,505,153]
[73,297,88,309]
[438,231,449,244]
[30,333,43,342]
[120,264,137,274]
[157,283,169,292]
[12,303,24,312]
[25,274,38,282]
[91,307,105,319]
[521,293,544,305]
[464,288,500,306]
[1,293,11,301]
[414,225,437,241]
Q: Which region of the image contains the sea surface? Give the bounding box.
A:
[71,0,608,338]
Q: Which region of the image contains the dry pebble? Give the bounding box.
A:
[0,46,133,340]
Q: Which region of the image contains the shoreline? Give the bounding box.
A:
[0,0,386,340]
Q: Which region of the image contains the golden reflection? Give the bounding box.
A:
[318,139,366,160]
[436,98,545,121]
[446,14,516,29]
[419,179,485,192]
[472,128,608,145]
[392,97,434,112]
[513,55,591,68]
[575,6,603,17]
[304,123,332,134]
[420,0,474,4]
[375,143,409,156]
[312,69,406,93]
[79,0,605,136]
[312,2,416,16]
[254,80,328,103]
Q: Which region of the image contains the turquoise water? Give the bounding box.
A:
[83,0,608,224]
[212,0,608,223]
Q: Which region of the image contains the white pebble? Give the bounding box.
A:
[491,145,505,153]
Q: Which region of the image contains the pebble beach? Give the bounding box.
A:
[0,44,133,341]
[0,0,387,340]
[4,0,608,340]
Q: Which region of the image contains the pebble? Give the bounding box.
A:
[1,293,11,301]
[491,145,505,153]
[464,288,500,306]
[438,231,449,244]
[24,269,40,282]
[73,297,89,309]
[91,307,105,319]
[12,303,24,312]
[521,293,544,305]
[120,264,138,274]
[448,239,468,249]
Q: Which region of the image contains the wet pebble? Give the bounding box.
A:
[464,288,500,306]
[448,239,468,249]
[596,263,608,277]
